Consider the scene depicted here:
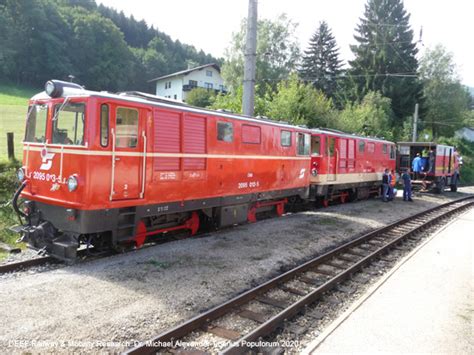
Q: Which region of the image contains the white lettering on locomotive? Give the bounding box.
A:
[298,168,306,179]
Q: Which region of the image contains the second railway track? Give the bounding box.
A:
[125,195,474,355]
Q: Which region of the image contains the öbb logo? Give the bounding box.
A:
[40,147,55,171]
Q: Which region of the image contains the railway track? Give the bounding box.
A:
[125,195,474,355]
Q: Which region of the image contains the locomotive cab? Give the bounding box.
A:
[13,80,148,260]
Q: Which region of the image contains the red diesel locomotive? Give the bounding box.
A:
[309,130,396,205]
[12,80,312,260]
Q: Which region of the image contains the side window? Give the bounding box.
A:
[390,145,396,159]
[297,133,310,155]
[311,136,321,155]
[382,144,388,154]
[281,130,292,147]
[359,140,365,153]
[217,121,233,142]
[242,124,261,144]
[100,104,109,147]
[116,107,138,148]
[328,137,335,157]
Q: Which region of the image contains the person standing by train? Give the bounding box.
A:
[382,169,390,202]
[412,153,422,180]
[402,169,413,202]
[428,149,435,174]
[389,169,396,200]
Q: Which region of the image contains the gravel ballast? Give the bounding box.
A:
[1,188,472,353]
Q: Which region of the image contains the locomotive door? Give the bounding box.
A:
[111,106,144,200]
[327,137,336,181]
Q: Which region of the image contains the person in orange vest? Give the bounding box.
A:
[389,169,396,200]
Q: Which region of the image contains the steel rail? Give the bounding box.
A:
[0,255,58,275]
[124,195,474,355]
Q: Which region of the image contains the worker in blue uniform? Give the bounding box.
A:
[412,153,423,180]
[402,169,413,201]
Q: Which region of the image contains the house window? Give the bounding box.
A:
[165,81,172,89]
[206,70,213,77]
[217,121,233,142]
[174,94,177,100]
[219,84,225,92]
[204,82,213,89]
[281,130,291,147]
[189,80,197,87]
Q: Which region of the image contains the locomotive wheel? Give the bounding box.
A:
[435,178,445,194]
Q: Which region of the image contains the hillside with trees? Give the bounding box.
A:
[0,0,218,92]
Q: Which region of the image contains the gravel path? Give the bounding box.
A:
[0,188,472,353]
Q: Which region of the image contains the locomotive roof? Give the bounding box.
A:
[30,90,312,131]
[311,128,394,144]
[30,89,392,144]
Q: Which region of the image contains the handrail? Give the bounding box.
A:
[110,128,116,201]
[140,131,147,199]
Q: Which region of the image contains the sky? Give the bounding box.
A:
[96,0,474,87]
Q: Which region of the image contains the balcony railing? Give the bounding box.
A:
[183,84,227,94]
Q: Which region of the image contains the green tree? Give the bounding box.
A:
[186,87,215,108]
[337,91,393,139]
[419,45,471,138]
[349,0,423,131]
[299,21,343,105]
[209,85,270,117]
[221,14,300,94]
[266,74,337,128]
[63,7,133,91]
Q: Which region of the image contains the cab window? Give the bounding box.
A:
[328,137,335,156]
[100,104,109,147]
[25,104,48,143]
[311,136,321,155]
[52,102,85,145]
[297,133,310,155]
[116,107,138,148]
[390,145,396,159]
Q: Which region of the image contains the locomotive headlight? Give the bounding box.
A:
[311,168,318,177]
[67,175,78,192]
[17,168,25,182]
[45,80,57,97]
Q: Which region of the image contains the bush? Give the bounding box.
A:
[0,160,21,246]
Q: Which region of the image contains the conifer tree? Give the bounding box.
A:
[349,0,423,131]
[299,21,342,103]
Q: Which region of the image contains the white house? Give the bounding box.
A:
[149,63,226,102]
[455,127,474,142]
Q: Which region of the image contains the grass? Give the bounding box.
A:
[0,84,40,161]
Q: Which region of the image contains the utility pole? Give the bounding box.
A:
[412,103,419,142]
[242,0,258,116]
